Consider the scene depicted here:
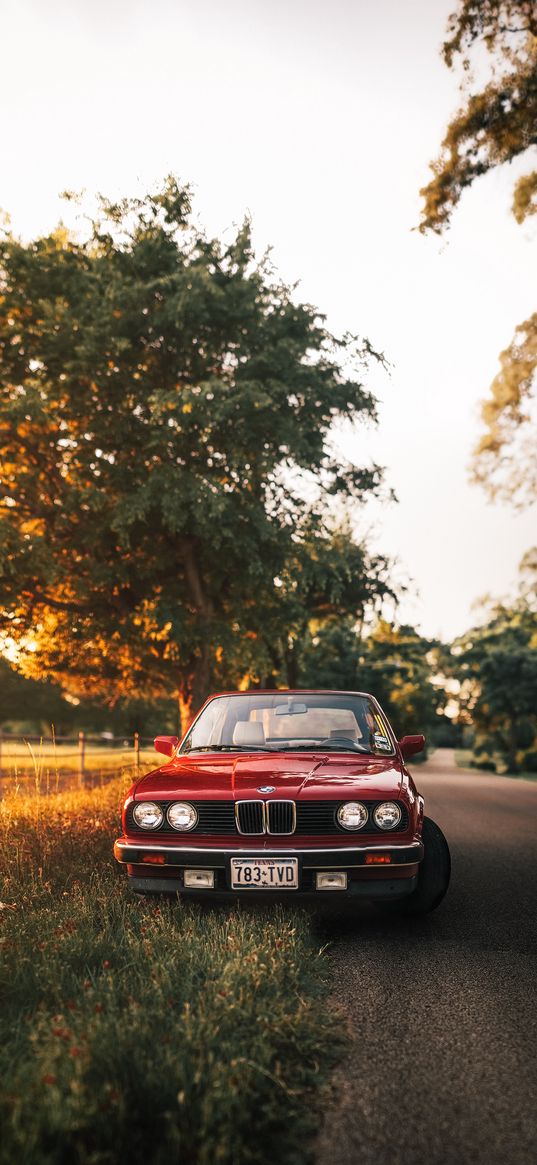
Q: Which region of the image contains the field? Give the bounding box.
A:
[0,738,156,782]
[0,774,339,1165]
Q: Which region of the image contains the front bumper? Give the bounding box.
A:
[114,838,423,900]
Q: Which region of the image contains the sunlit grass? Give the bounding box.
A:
[0,739,156,781]
[0,777,338,1164]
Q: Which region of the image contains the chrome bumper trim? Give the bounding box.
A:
[114,839,423,865]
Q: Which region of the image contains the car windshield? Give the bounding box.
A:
[179,692,395,756]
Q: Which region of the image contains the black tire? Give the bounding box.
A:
[399,816,451,915]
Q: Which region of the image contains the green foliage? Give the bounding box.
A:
[0,655,179,735]
[0,656,73,729]
[357,620,444,741]
[419,1,537,504]
[0,779,338,1165]
[523,748,537,772]
[453,552,537,770]
[0,178,387,715]
[246,522,395,691]
[301,617,442,740]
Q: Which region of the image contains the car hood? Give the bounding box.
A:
[134,752,404,802]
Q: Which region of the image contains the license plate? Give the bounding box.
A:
[230,857,298,890]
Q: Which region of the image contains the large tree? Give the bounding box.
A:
[419,1,537,505]
[0,178,387,721]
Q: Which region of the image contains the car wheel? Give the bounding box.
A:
[398,816,451,915]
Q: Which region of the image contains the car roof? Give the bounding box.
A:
[206,689,375,699]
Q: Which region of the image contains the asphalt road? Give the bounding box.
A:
[314,749,537,1165]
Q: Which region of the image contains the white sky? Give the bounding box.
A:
[2,0,536,641]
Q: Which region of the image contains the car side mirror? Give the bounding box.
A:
[398,734,425,759]
[154,735,179,757]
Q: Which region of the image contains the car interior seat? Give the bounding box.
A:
[232,721,266,747]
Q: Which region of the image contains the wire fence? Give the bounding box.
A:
[0,730,157,788]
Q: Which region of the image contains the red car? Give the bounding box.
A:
[114,690,450,913]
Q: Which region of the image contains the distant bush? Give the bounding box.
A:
[471,753,497,773]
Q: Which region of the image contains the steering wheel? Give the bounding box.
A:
[319,736,361,750]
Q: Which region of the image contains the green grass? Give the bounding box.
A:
[0,778,339,1165]
[454,749,537,782]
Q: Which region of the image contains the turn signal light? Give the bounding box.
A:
[365,853,392,865]
[142,854,165,865]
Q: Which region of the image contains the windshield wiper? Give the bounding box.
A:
[183,743,374,755]
[182,744,279,754]
[321,744,371,754]
[274,743,371,754]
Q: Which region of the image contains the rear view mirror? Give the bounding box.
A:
[275,701,308,716]
[154,735,179,757]
[398,735,425,759]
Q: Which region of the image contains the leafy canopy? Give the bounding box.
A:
[452,549,537,770]
[0,178,387,713]
[300,617,443,741]
[419,1,537,504]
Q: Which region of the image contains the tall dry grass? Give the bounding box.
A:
[0,775,339,1164]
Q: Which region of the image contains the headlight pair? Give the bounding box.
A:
[133,801,197,831]
[337,801,402,831]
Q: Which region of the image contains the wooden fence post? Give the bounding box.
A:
[78,731,85,784]
[134,731,140,771]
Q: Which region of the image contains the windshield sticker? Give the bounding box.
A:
[373,733,391,751]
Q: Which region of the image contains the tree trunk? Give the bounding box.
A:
[191,643,212,716]
[182,541,214,715]
[178,691,192,738]
[285,641,299,689]
[507,717,519,773]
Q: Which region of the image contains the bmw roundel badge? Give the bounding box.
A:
[257,785,276,793]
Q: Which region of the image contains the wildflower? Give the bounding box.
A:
[102,960,111,969]
[42,1074,56,1085]
[69,1046,82,1058]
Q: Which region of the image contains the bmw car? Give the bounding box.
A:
[114,690,450,913]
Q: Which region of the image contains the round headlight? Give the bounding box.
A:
[167,802,198,831]
[133,801,163,829]
[373,801,402,830]
[337,801,368,831]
